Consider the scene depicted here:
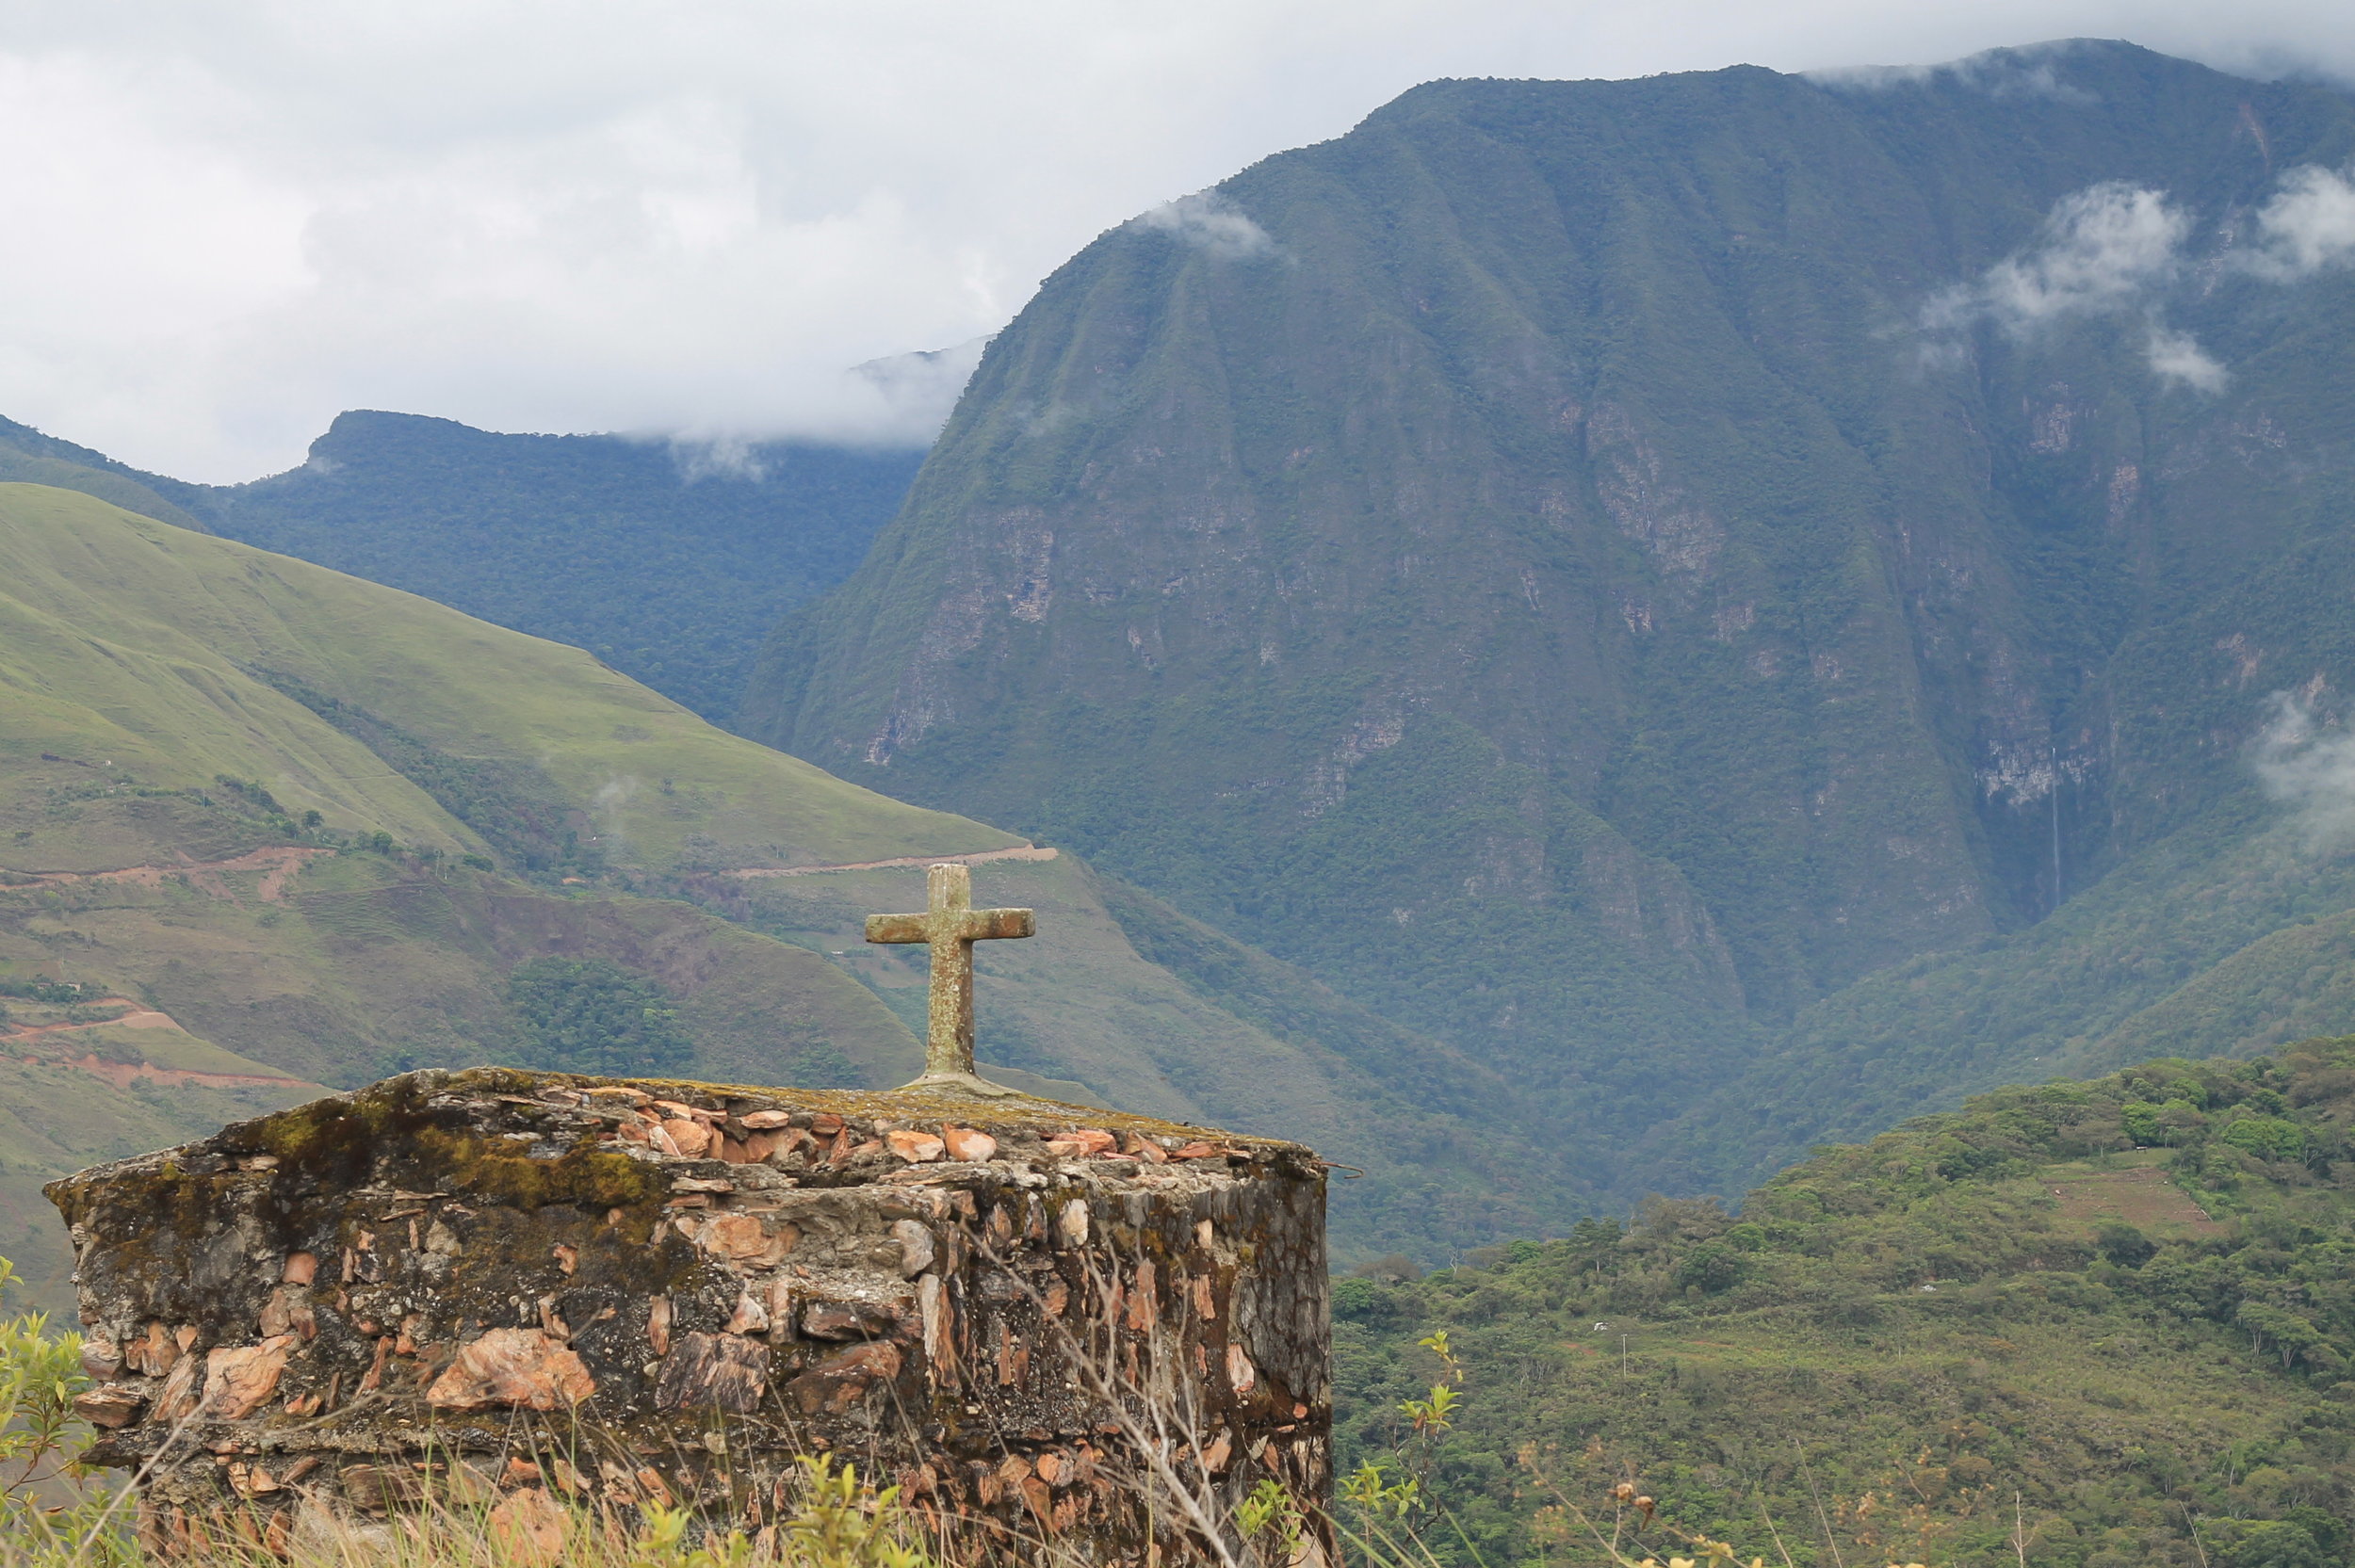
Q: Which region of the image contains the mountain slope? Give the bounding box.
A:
[0,481,1012,874]
[1338,1037,2355,1568]
[187,412,923,721]
[0,480,963,1299]
[0,409,921,723]
[748,41,2355,1198]
[0,415,209,534]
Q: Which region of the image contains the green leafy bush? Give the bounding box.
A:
[0,1257,100,1549]
[506,957,695,1076]
[2219,1115,2305,1162]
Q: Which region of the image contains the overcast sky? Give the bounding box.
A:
[1,1,2348,482]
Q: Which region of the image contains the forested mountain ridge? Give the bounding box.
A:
[188,412,923,721]
[747,40,2355,1199]
[0,415,209,533]
[0,409,922,723]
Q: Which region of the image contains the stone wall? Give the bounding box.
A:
[46,1068,1332,1562]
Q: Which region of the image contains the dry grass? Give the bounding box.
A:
[2,1455,934,1568]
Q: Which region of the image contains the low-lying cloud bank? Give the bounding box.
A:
[2255,693,2355,852]
[8,6,2355,480]
[1919,164,2355,390]
[1128,192,1279,261]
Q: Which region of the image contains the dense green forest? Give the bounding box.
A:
[504,955,696,1075]
[1336,1040,2355,1567]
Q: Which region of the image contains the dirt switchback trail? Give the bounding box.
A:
[4,1000,173,1040]
[30,1053,323,1091]
[6,845,327,903]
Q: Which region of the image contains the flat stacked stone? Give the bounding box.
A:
[46,1067,1332,1563]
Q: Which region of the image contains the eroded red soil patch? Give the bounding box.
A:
[26,1053,320,1091]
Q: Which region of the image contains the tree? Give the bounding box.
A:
[506,957,695,1075]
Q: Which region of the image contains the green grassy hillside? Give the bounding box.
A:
[749,40,2355,1204]
[0,482,1015,874]
[0,481,978,1301]
[0,415,207,534]
[1339,1039,2355,1568]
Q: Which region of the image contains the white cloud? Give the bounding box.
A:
[1925,184,2189,337]
[1129,192,1277,259]
[2144,325,2230,392]
[667,435,770,483]
[1920,160,2355,391]
[2254,692,2355,850]
[1923,181,2232,392]
[1811,40,2100,101]
[850,337,994,443]
[2238,164,2355,280]
[5,2,2355,478]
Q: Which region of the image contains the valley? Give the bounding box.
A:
[12,43,2355,1278]
[2,28,2355,1565]
[0,481,1557,1304]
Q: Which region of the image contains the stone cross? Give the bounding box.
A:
[866,862,1033,1088]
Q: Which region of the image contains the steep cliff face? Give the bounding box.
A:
[750,42,2355,1188]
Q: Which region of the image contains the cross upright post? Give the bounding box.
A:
[865,863,1034,1090]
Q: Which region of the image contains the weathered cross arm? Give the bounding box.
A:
[950,909,1034,941]
[865,910,1033,945]
[864,863,1035,1091]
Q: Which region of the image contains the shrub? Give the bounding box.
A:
[2095,1221,2155,1269]
[1672,1240,1745,1295]
[2220,1115,2305,1162]
[507,956,696,1075]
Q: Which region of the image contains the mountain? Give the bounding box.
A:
[0,409,921,724]
[0,414,209,533]
[745,40,2355,1200]
[192,412,924,722]
[0,482,1563,1301]
[1336,1037,2355,1568]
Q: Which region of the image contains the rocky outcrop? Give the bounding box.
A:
[47,1068,1331,1562]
